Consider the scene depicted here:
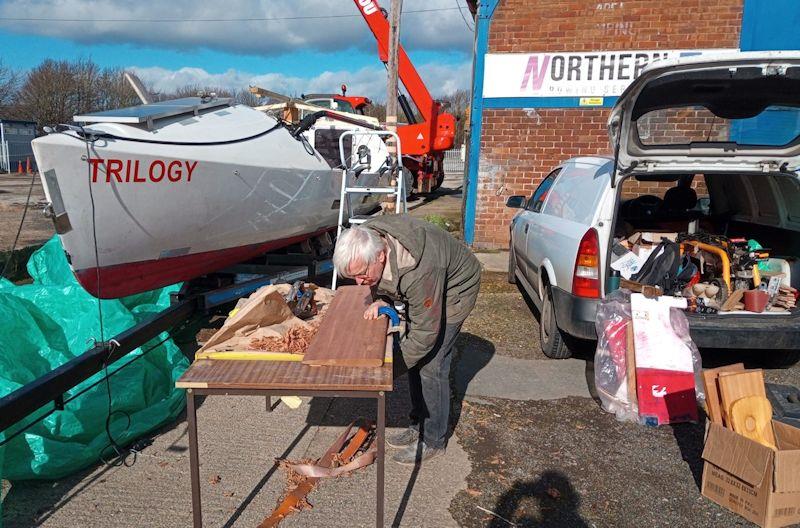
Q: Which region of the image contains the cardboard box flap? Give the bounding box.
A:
[773,421,800,493]
[774,420,800,450]
[774,450,800,492]
[702,423,773,487]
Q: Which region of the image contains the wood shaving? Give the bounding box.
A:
[247,317,323,354]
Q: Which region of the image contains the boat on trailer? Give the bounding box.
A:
[32,96,386,298]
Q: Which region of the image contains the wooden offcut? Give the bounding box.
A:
[625,323,638,407]
[176,349,392,392]
[720,289,746,312]
[718,369,767,428]
[302,285,388,367]
[702,363,745,425]
[729,396,776,449]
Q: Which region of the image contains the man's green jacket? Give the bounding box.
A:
[363,215,481,367]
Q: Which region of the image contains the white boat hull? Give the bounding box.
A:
[32,103,381,297]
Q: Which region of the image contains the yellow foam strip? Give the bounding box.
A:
[195,351,304,362]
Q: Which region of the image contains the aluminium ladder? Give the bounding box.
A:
[332,130,407,289]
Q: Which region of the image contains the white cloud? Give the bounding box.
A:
[0,0,473,55]
[131,61,471,102]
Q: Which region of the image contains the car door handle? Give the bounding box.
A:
[524,224,529,234]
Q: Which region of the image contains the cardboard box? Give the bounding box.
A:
[701,421,800,528]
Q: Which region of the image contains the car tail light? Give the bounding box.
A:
[572,228,601,298]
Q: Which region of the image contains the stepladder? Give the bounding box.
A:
[332,130,407,289]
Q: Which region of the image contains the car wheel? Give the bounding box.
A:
[540,284,571,359]
[508,245,517,284]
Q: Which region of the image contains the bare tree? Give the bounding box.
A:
[12,59,139,127]
[96,68,140,110]
[232,88,259,107]
[0,60,19,114]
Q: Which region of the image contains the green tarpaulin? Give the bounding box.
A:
[0,236,188,482]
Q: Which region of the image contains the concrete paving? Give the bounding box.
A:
[455,351,592,402]
[0,173,51,248]
[474,251,509,273]
[2,377,471,528]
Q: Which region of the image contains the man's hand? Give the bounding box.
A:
[364,300,390,320]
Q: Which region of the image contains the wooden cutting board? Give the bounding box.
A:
[702,363,745,425]
[302,285,388,368]
[718,369,767,428]
[729,396,776,449]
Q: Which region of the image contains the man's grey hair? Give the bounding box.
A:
[333,226,384,278]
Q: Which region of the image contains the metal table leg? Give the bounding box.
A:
[376,390,385,528]
[187,389,203,527]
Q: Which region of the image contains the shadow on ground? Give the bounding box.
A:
[489,471,589,528]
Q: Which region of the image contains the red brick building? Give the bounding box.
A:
[464,0,744,249]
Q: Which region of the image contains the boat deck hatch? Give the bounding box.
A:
[74,97,233,126]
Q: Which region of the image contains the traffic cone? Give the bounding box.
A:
[25,157,31,174]
[17,160,22,174]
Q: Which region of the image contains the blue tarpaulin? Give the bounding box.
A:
[0,236,188,482]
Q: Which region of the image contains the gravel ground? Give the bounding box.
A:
[448,397,751,528]
[459,273,543,360]
[448,272,800,528]
[0,173,52,248]
[3,171,800,528]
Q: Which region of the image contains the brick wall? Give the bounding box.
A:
[473,0,743,249]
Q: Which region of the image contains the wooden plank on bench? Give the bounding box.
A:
[302,285,388,367]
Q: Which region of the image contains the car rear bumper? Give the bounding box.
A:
[551,286,599,340]
[552,285,800,349]
[686,311,800,349]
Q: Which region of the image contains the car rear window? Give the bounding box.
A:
[636,105,800,147]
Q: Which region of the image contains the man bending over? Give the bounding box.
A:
[333,214,480,465]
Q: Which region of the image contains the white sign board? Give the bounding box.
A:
[483,49,738,99]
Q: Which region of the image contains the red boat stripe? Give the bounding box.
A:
[74,228,334,299]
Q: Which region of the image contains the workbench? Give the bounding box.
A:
[176,337,393,528]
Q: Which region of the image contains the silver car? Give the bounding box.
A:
[507,51,800,366]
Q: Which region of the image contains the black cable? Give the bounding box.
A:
[0,169,37,279]
[63,121,284,147]
[455,0,474,31]
[0,8,462,23]
[79,127,133,466]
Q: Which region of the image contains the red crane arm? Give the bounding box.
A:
[353,0,455,186]
[353,0,437,123]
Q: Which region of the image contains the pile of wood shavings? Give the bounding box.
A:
[247,318,322,354]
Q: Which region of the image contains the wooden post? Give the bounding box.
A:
[625,323,638,409]
[383,0,403,213]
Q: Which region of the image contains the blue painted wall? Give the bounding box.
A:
[732,0,800,144]
[740,0,800,51]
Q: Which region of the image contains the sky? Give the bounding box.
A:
[0,0,475,102]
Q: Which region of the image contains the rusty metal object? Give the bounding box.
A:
[620,278,663,298]
[259,419,376,527]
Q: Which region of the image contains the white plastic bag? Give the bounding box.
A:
[594,290,705,424]
[594,290,638,422]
